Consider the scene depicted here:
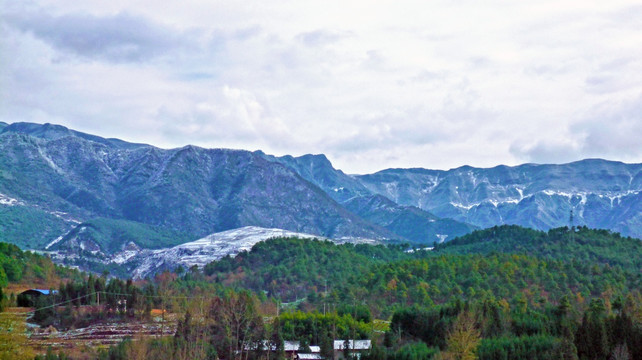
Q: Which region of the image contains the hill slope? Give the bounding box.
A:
[202,226,642,310]
[343,194,476,244]
[434,225,642,272]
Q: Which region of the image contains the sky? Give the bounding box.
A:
[1,0,641,174]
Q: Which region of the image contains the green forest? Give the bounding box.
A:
[1,225,641,360]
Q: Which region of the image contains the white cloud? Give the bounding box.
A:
[5,10,192,63]
[1,0,641,173]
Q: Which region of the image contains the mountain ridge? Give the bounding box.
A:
[1,121,640,266]
[0,122,396,248]
[262,152,475,243]
[357,158,642,238]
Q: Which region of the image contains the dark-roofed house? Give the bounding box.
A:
[17,289,58,307]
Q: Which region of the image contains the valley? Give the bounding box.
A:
[1,122,641,360]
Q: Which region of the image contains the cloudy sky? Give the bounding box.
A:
[1,0,641,173]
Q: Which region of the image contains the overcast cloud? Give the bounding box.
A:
[1,0,641,173]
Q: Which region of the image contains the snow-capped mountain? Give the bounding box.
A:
[356,160,642,238]
[266,153,641,239]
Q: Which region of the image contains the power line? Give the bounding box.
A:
[26,292,96,314]
[26,291,222,315]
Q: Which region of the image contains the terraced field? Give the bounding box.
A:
[0,307,178,358]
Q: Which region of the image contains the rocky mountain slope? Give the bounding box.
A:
[356,160,642,238]
[343,194,477,244]
[262,152,476,243]
[0,123,393,249]
[261,153,372,203]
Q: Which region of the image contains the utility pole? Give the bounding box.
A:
[324,279,328,316]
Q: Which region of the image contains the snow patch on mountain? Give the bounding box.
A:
[130,226,328,279]
[45,227,75,250]
[42,225,383,278]
[450,202,477,210]
[111,242,143,264]
[37,146,64,174]
[448,187,641,213]
[47,211,82,224]
[450,197,524,210]
[0,193,24,206]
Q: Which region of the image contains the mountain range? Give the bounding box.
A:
[356,160,642,236]
[0,121,640,274]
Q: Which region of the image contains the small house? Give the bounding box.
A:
[296,345,322,360]
[333,340,371,360]
[17,289,58,307]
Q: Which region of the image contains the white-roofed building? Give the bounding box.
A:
[246,339,367,359]
[284,341,301,352]
[297,354,324,360]
[333,340,372,359]
[284,341,322,359]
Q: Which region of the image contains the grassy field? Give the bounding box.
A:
[0,307,35,360]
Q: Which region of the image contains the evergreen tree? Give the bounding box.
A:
[320,333,334,360]
[575,299,609,360]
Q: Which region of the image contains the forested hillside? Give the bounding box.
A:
[122,226,642,359]
[203,227,642,316]
[197,227,642,360]
[0,242,82,310]
[2,226,642,360]
[434,225,642,272]
[203,238,413,301]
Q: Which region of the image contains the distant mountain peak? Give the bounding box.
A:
[3,122,72,140]
[297,153,332,163]
[2,121,149,150]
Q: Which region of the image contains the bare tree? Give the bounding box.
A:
[210,291,265,360]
